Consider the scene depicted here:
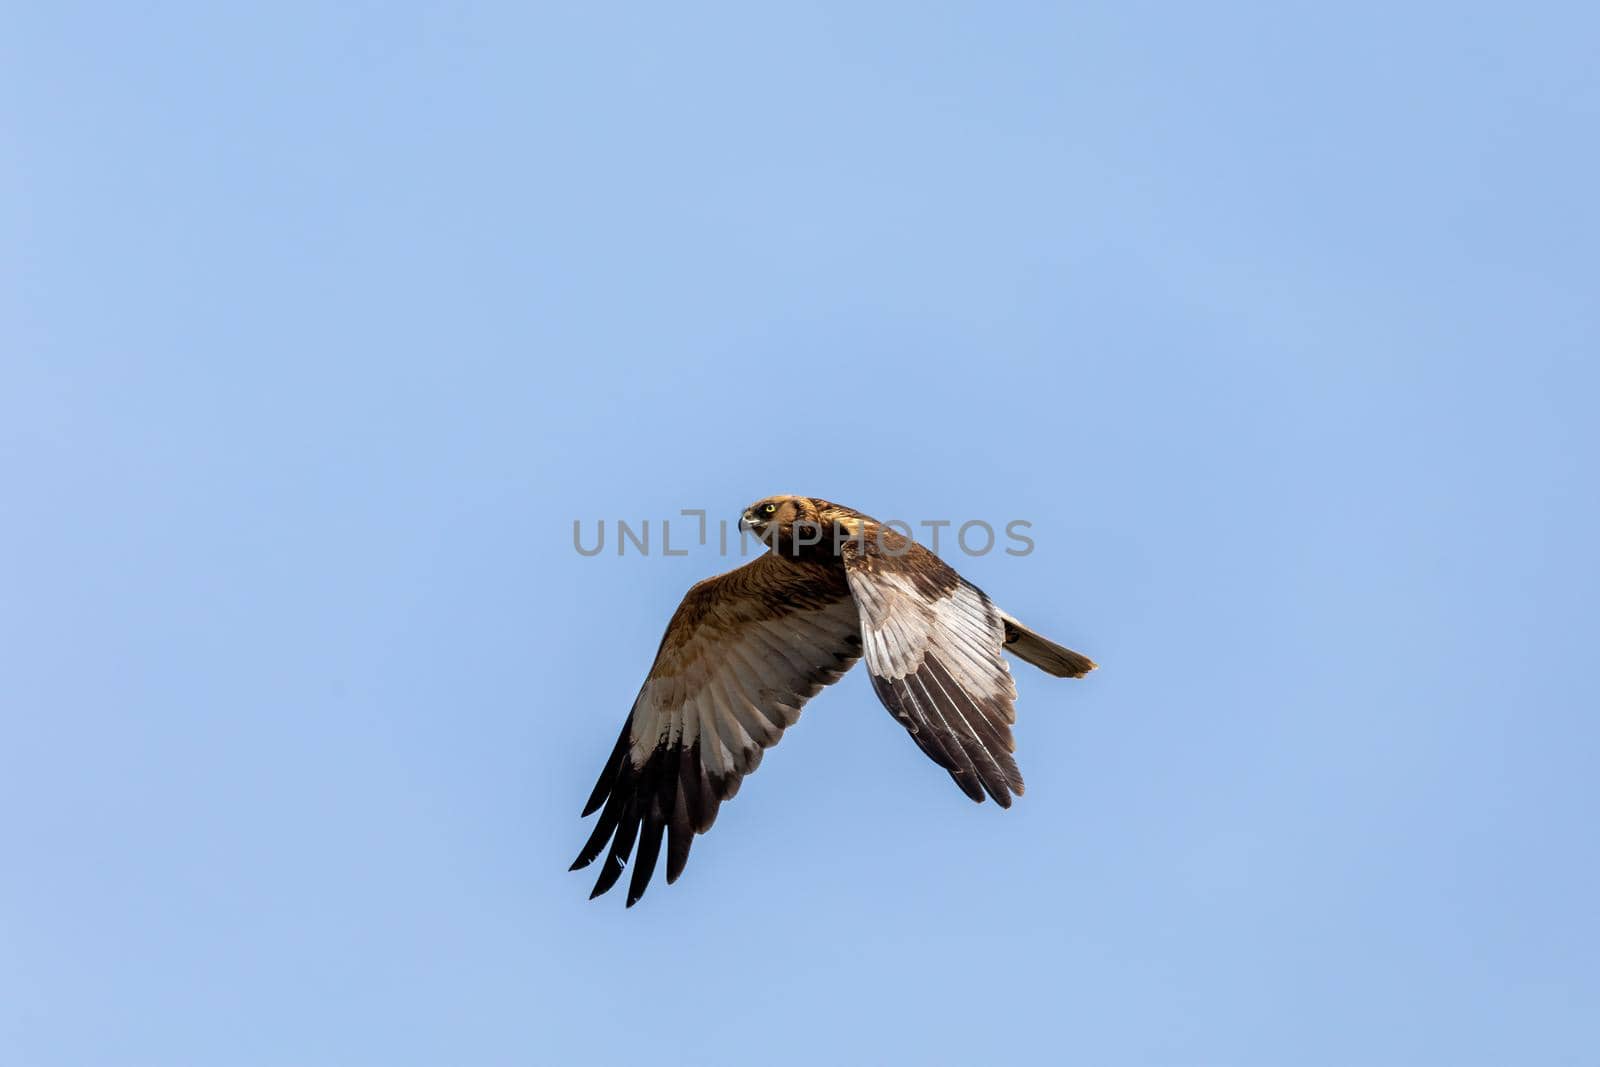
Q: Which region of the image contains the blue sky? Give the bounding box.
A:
[4,2,1597,1064]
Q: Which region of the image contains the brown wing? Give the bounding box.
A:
[842,533,1025,806]
[571,553,862,906]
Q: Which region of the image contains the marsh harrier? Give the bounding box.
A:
[571,496,1096,905]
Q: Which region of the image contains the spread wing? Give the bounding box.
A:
[571,553,862,906]
[842,535,1024,806]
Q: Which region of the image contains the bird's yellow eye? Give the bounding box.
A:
[764,503,777,514]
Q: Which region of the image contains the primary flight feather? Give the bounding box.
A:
[570,496,1096,906]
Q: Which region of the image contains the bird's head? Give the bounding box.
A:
[739,495,821,548]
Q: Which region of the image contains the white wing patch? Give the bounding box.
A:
[629,600,862,772]
[845,565,1024,805]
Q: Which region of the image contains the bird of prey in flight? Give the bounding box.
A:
[571,496,1096,906]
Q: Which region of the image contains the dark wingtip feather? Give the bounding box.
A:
[626,773,670,906]
[589,866,620,900]
[625,837,660,906]
[571,764,632,872]
[589,815,638,899]
[666,756,695,884]
[952,770,987,803]
[665,829,693,884]
[582,724,631,816]
[576,735,728,903]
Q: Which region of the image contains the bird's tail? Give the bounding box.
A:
[1000,612,1097,678]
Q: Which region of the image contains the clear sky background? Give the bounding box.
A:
[4,3,1597,1065]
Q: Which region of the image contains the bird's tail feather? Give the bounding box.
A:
[1000,613,1097,678]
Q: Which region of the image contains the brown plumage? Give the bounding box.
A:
[570,495,1096,906]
